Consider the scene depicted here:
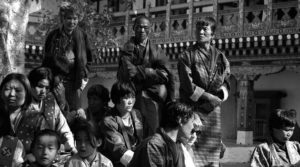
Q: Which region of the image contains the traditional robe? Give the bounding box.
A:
[65,152,113,167]
[11,93,75,153]
[0,136,24,167]
[177,43,230,167]
[250,140,300,167]
[118,37,175,137]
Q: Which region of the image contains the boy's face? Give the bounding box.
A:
[272,126,295,143]
[33,135,58,167]
[76,131,96,159]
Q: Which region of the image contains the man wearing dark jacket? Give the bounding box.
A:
[117,15,175,137]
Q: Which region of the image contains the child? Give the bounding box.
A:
[22,129,62,167]
[65,118,113,167]
[250,109,300,167]
[0,111,25,166]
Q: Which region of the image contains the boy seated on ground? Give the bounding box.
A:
[65,118,113,167]
[23,129,62,167]
[250,109,300,167]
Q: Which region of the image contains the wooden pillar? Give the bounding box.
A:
[125,9,130,42]
[236,74,258,145]
[213,0,218,22]
[238,0,244,33]
[266,0,273,28]
[145,0,151,17]
[187,0,194,38]
[297,0,300,27]
[165,0,171,38]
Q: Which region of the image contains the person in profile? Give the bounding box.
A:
[128,102,196,167]
[250,109,300,167]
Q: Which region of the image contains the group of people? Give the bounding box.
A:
[1,2,300,167]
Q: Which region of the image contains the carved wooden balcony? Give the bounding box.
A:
[25,1,300,71]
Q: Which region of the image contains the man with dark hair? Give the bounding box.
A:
[177,16,231,166]
[128,102,195,167]
[118,15,175,137]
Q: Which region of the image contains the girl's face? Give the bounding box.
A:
[1,79,26,110]
[32,79,50,102]
[116,95,136,115]
[272,126,295,143]
[76,131,96,159]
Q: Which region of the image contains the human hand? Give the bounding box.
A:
[53,82,66,106]
[80,78,89,91]
[203,92,222,107]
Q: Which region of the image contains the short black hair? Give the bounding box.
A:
[196,16,217,35]
[111,82,135,105]
[28,66,53,89]
[0,73,32,110]
[160,102,194,129]
[71,118,102,148]
[133,15,151,30]
[31,129,61,152]
[87,84,110,106]
[269,109,297,130]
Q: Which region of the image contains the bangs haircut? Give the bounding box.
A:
[269,109,297,130]
[161,102,194,129]
[71,118,101,148]
[196,17,217,34]
[28,67,53,89]
[111,82,135,105]
[31,129,61,152]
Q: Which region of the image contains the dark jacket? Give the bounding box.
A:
[100,108,143,167]
[43,27,93,89]
[118,37,175,103]
[128,128,185,167]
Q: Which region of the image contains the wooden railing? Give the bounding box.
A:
[25,1,300,67]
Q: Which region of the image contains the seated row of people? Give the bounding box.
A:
[0,66,200,167]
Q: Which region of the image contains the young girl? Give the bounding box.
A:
[65,118,112,167]
[250,109,300,167]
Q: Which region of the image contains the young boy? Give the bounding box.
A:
[22,129,62,167]
[250,109,300,167]
[65,118,113,167]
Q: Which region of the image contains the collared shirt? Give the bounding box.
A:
[250,140,300,167]
[65,152,113,167]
